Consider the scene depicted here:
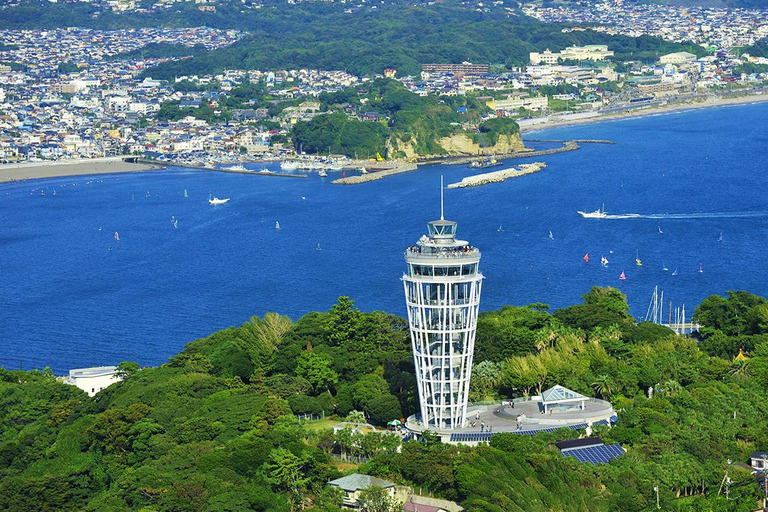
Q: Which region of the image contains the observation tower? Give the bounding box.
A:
[402,182,483,430]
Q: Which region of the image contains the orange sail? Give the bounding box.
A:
[583,253,589,263]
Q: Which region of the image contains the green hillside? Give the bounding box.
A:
[2,290,768,510]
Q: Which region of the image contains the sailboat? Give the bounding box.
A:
[658,224,663,234]
[114,231,120,242]
[619,270,626,280]
[52,189,57,196]
[635,250,642,267]
[662,262,669,271]
[497,225,503,232]
[583,253,590,264]
[173,219,178,229]
[601,255,609,266]
[316,243,321,250]
[549,231,554,240]
[184,189,188,198]
[671,269,678,276]
[698,262,704,273]
[718,232,723,242]
[275,221,280,230]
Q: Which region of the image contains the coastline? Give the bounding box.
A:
[519,92,768,134]
[0,156,164,183]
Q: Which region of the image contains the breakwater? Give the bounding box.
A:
[134,159,307,178]
[447,162,547,188]
[331,162,417,185]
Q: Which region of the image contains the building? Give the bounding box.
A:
[750,452,768,471]
[659,52,697,64]
[63,366,122,397]
[422,63,489,75]
[487,95,548,112]
[402,198,483,430]
[530,45,614,65]
[328,474,397,509]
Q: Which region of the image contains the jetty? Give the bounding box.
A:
[134,159,307,178]
[447,162,546,189]
[331,161,417,185]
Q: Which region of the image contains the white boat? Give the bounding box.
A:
[275,221,280,230]
[360,167,368,174]
[718,232,723,242]
[549,231,554,240]
[601,255,609,266]
[577,204,607,219]
[497,225,503,232]
[280,160,301,171]
[318,170,328,177]
[208,195,230,205]
[228,164,247,171]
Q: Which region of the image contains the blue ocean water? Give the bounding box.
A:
[2,102,767,373]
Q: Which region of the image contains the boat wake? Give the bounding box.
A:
[594,211,768,220]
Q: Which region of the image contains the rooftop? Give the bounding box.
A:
[328,473,395,492]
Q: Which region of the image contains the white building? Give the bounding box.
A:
[402,200,483,430]
[64,366,122,396]
[659,52,697,64]
[530,45,614,65]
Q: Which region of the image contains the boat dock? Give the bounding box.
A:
[133,159,307,178]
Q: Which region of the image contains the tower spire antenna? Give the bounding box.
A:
[440,175,444,220]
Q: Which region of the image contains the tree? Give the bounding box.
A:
[295,352,338,393]
[346,410,366,423]
[357,485,400,512]
[365,394,402,426]
[324,296,363,346]
[591,374,614,399]
[266,447,309,511]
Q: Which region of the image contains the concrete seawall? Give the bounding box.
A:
[447,162,547,188]
[331,162,418,185]
[135,159,307,178]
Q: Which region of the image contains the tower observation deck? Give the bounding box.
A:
[403,214,483,430]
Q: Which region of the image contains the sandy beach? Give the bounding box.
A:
[0,156,164,183]
[519,92,768,134]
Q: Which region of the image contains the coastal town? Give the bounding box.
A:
[0,3,767,173]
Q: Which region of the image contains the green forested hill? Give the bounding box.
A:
[1,290,767,511]
[141,4,706,78]
[0,2,706,76]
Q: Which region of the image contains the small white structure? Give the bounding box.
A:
[541,385,588,414]
[750,451,768,471]
[328,473,396,509]
[64,366,122,397]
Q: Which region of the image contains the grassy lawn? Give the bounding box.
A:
[302,418,339,431]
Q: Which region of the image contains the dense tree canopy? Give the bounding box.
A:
[2,289,768,510]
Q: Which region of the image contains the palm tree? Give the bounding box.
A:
[591,374,614,399]
[346,410,366,423]
[729,359,751,380]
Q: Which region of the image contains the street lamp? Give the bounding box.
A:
[653,486,659,509]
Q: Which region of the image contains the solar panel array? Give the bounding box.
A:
[450,432,494,443]
[449,423,591,443]
[563,443,625,464]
